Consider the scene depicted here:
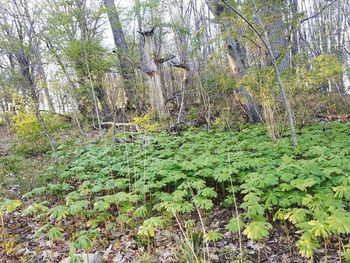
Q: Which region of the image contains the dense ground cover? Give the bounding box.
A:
[2,123,350,262]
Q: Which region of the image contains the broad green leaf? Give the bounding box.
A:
[243,220,272,240]
[205,229,223,242]
[47,227,63,240]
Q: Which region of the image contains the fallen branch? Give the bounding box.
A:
[38,110,72,121]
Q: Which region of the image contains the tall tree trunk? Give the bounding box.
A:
[206,0,262,123]
[103,0,137,111]
[262,1,290,71]
[139,28,168,118]
[45,38,83,133]
[16,50,56,152]
[21,0,56,112]
[0,100,11,129]
[134,0,147,84]
[252,0,298,146]
[37,60,55,112]
[33,36,55,112]
[290,0,299,66]
[171,61,191,124]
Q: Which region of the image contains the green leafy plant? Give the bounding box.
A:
[296,233,319,262]
[15,122,350,261]
[0,199,21,234]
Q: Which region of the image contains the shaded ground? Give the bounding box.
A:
[0,206,344,263]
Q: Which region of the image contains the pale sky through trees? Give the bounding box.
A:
[101,0,349,87]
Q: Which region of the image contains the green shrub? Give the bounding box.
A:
[0,154,42,193]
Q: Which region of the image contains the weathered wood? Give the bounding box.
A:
[100,122,141,132]
[138,27,168,118]
[103,0,136,110]
[316,114,350,122]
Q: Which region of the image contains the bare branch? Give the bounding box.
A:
[300,0,337,24]
[156,55,176,64]
[170,60,190,71]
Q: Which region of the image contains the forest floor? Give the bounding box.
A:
[0,203,343,262]
[0,127,11,156]
[1,123,350,262]
[0,202,343,263]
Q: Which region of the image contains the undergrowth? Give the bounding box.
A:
[3,122,350,262]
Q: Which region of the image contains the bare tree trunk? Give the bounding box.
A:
[0,100,11,129]
[252,0,298,146]
[82,41,103,133]
[139,28,168,118]
[103,0,137,111]
[260,1,290,71]
[33,37,55,112]
[170,61,191,124]
[290,0,299,66]
[205,0,247,75]
[134,0,148,92]
[206,0,262,123]
[21,0,56,113]
[45,39,83,134]
[16,49,56,152]
[37,61,55,112]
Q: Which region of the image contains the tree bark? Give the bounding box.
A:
[252,0,298,146]
[103,0,137,110]
[37,60,55,112]
[262,1,290,71]
[16,50,56,152]
[138,27,168,118]
[290,0,299,66]
[170,61,191,124]
[206,0,248,76]
[33,36,55,112]
[206,0,262,123]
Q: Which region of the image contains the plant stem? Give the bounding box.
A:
[324,237,328,263]
[339,236,342,263]
[0,213,5,235]
[228,152,243,263]
[50,240,54,263]
[191,189,210,260]
[283,221,292,255]
[174,213,199,262]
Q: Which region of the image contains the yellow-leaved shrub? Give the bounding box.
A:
[12,112,69,155]
[133,111,161,132]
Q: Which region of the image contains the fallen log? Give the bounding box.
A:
[100,122,141,132]
[315,114,350,123]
